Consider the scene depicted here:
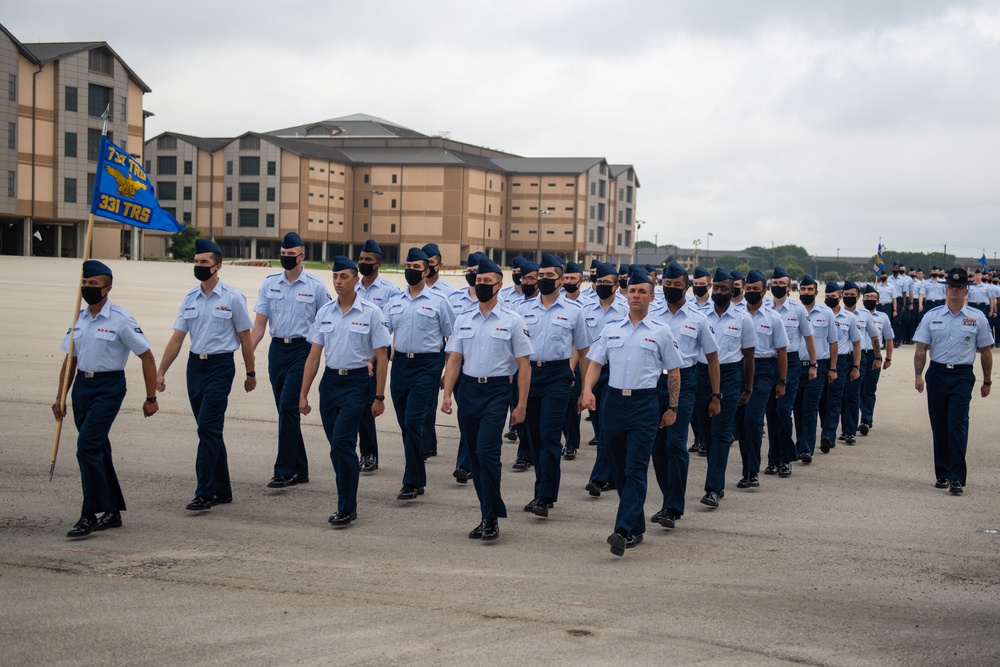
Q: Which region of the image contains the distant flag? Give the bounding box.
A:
[979,253,989,271]
[90,135,183,233]
[873,243,885,276]
[32,230,42,241]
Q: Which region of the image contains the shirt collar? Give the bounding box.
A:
[84,300,113,320]
[196,280,224,299]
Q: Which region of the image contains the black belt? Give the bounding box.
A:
[396,351,439,359]
[531,359,570,368]
[461,374,511,385]
[755,355,777,361]
[272,337,308,344]
[325,366,369,376]
[607,387,656,397]
[189,352,234,360]
[719,361,743,370]
[76,370,125,379]
[930,361,973,370]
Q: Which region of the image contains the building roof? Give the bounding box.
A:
[489,157,606,174]
[268,113,428,139]
[22,40,152,93]
[0,22,39,64]
[610,164,641,187]
[150,132,230,152]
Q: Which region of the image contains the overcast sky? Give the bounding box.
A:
[8,1,1000,258]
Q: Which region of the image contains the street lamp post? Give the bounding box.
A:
[369,189,383,239]
[634,219,645,263]
[707,232,713,256]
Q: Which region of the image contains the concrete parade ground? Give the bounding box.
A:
[1,255,998,666]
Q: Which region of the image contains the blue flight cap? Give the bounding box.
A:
[862,285,878,295]
[713,267,732,282]
[281,232,303,249]
[595,262,617,279]
[565,261,584,275]
[693,266,710,279]
[332,255,358,272]
[421,243,441,258]
[195,238,222,255]
[520,260,539,274]
[82,260,112,278]
[406,247,428,262]
[627,267,653,286]
[771,266,789,280]
[842,280,860,292]
[644,263,656,274]
[825,280,841,293]
[589,259,599,270]
[618,264,630,275]
[800,274,817,287]
[511,255,525,270]
[477,257,503,275]
[730,269,745,282]
[467,252,485,267]
[663,261,687,280]
[745,269,767,284]
[361,239,382,255]
[540,253,563,269]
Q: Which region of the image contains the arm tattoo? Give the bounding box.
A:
[667,373,680,407]
[914,342,928,376]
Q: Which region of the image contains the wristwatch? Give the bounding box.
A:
[246,371,256,378]
[374,395,385,401]
[711,392,723,400]
[809,363,818,368]
[146,396,157,403]
[777,379,787,385]
[666,405,676,412]
[853,365,860,370]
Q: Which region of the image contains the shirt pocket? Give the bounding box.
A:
[490,328,512,340]
[294,293,315,314]
[93,329,117,342]
[416,306,437,319]
[604,335,624,348]
[211,308,234,320]
[387,304,404,316]
[317,321,335,334]
[723,326,741,338]
[679,325,699,339]
[929,321,945,331]
[349,322,371,335]
[182,307,198,320]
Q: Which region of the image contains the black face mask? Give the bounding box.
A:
[595,284,615,300]
[563,282,579,294]
[711,293,731,308]
[589,274,597,284]
[475,283,498,303]
[664,286,686,304]
[842,296,858,308]
[892,272,900,277]
[280,255,300,271]
[800,294,815,306]
[771,286,788,299]
[880,276,888,282]
[404,268,424,286]
[538,278,558,296]
[619,278,628,290]
[693,285,709,298]
[732,288,743,298]
[194,265,215,282]
[825,297,840,309]
[81,285,106,306]
[744,292,762,305]
[426,264,438,278]
[512,272,522,285]
[465,272,477,287]
[864,300,877,311]
[358,262,377,277]
[522,283,537,298]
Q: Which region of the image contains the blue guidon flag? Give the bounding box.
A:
[90,135,183,233]
[873,243,885,276]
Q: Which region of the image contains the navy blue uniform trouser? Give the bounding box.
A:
[820,355,850,442]
[457,377,511,519]
[268,339,310,478]
[512,371,532,462]
[795,358,828,456]
[421,352,445,456]
[72,371,127,515]
[602,389,659,537]
[926,363,975,485]
[841,350,867,436]
[738,357,776,476]
[766,352,800,466]
[651,366,696,516]
[358,356,381,461]
[319,369,368,513]
[390,354,439,488]
[891,298,905,343]
[699,362,743,494]
[562,364,582,451]
[860,350,880,425]
[187,353,235,499]
[587,366,612,484]
[526,362,573,503]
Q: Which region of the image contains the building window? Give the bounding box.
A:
[617,233,623,246]
[238,209,259,227]
[391,174,397,184]
[597,227,605,244]
[599,180,606,197]
[626,208,632,224]
[267,161,276,176]
[120,96,127,121]
[512,206,520,211]
[184,160,192,175]
[598,203,605,221]
[8,73,15,101]
[239,135,260,150]
[548,183,556,187]
[183,186,192,201]
[488,228,491,237]
[88,48,114,75]
[590,182,596,196]
[589,205,595,220]
[626,186,633,203]
[7,170,14,197]
[363,198,368,208]
[489,179,493,189]
[64,132,77,158]
[226,187,232,201]
[530,182,538,187]
[547,206,555,211]
[624,230,632,246]
[363,223,369,232]
[162,207,176,220]
[157,156,177,175]
[64,178,77,203]
[363,174,369,184]
[86,173,94,204]
[239,183,259,201]
[145,160,151,172]
[488,204,492,213]
[7,122,14,150]
[225,212,232,226]
[65,86,77,112]
[88,84,112,117]
[240,156,260,176]
[619,187,624,200]
[390,199,397,209]
[266,213,275,228]
[529,206,538,211]
[565,207,573,211]
[87,129,101,161]
[266,187,275,202]
[119,138,127,154]
[390,223,397,233]
[183,212,192,224]
[618,211,623,224]
[157,135,177,150]
[599,163,606,175]
[588,230,594,243]
[157,182,177,200]
[226,161,233,176]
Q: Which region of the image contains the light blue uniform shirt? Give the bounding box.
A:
[912,279,926,299]
[770,298,814,355]
[924,279,946,301]
[498,284,522,306]
[914,305,994,364]
[833,308,862,354]
[385,286,455,354]
[445,305,534,378]
[63,301,151,372]
[173,281,253,355]
[686,295,714,317]
[307,297,392,370]
[875,282,897,304]
[748,305,789,359]
[253,270,330,339]
[967,283,990,305]
[586,314,683,390]
[518,296,591,362]
[802,303,838,359]
[847,307,880,349]
[655,302,719,369]
[705,303,757,364]
[865,309,894,350]
[427,278,458,298]
[355,275,400,311]
[582,298,630,343]
[448,288,479,319]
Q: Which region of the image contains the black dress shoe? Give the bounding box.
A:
[820,437,833,453]
[764,465,779,475]
[286,474,309,486]
[267,474,288,488]
[607,531,626,557]
[524,498,539,512]
[799,452,812,464]
[328,510,357,526]
[697,442,707,457]
[749,475,760,487]
[469,520,485,539]
[859,422,870,436]
[688,442,700,452]
[531,501,549,518]
[359,455,378,473]
[186,496,213,511]
[737,476,751,489]
[651,509,675,529]
[563,448,576,461]
[588,436,598,446]
[778,463,792,478]
[95,511,122,531]
[453,467,470,484]
[426,449,438,457]
[416,486,425,496]
[949,481,964,495]
[845,434,856,445]
[625,534,642,548]
[838,433,848,441]
[585,481,602,497]
[700,491,721,508]
[511,457,530,471]
[482,518,499,541]
[397,486,417,501]
[935,478,950,489]
[504,428,519,442]
[212,495,232,505]
[66,515,97,538]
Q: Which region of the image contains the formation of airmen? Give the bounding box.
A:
[52,235,993,557]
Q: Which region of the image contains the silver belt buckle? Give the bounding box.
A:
[84,371,94,378]
[946,363,955,369]
[198,353,208,360]
[283,337,291,344]
[405,353,415,359]
[477,376,487,384]
[622,389,632,397]
[535,361,545,367]
[338,368,348,376]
